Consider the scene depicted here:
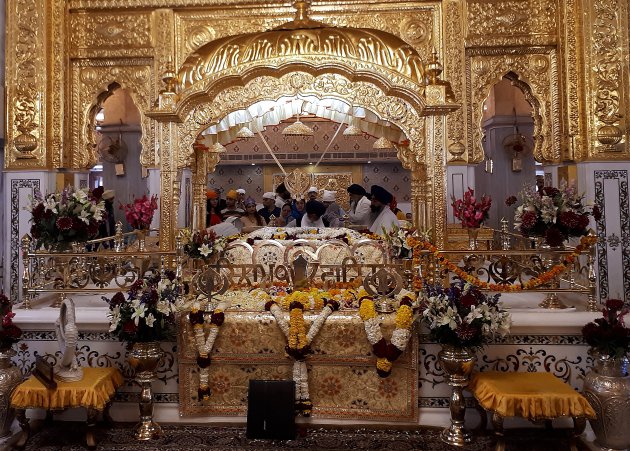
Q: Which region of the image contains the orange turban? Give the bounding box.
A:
[206,190,218,199]
[226,189,238,200]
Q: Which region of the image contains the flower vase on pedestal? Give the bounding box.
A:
[465,227,480,251]
[536,242,566,309]
[582,355,630,450]
[128,341,163,440]
[135,229,148,252]
[0,346,22,437]
[438,345,476,446]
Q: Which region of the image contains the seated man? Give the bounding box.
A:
[221,189,245,220]
[289,200,327,227]
[368,185,400,235]
[258,192,281,225]
[322,190,344,228]
[306,186,319,201]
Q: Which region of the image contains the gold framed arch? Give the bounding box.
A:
[467,47,562,164]
[146,4,459,250]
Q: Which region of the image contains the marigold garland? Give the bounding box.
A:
[265,298,340,416]
[408,235,596,292]
[359,296,415,377]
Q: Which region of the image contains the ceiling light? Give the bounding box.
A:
[209,142,226,153]
[343,124,363,137]
[282,120,314,137]
[251,163,255,166]
[367,160,372,164]
[373,137,394,149]
[95,108,105,122]
[236,126,255,140]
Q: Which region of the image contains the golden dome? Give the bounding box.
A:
[178,1,425,91]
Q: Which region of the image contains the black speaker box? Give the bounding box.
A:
[246,379,296,440]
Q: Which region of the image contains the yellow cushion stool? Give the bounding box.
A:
[468,371,596,451]
[10,366,124,450]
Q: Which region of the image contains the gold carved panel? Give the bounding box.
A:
[466,0,558,47]
[69,11,153,58]
[5,0,47,168]
[467,48,562,163]
[585,0,630,157]
[70,59,155,168]
[444,0,466,162]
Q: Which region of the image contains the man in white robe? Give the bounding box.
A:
[299,200,327,227]
[368,185,400,235]
[347,184,371,226]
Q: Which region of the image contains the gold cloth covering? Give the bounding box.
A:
[469,371,595,420]
[11,367,123,411]
[178,311,418,421]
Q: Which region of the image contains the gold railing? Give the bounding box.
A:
[21,222,598,311]
[20,222,179,309]
[414,220,598,311]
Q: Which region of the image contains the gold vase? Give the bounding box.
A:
[438,345,477,447]
[0,347,22,438]
[128,341,163,440]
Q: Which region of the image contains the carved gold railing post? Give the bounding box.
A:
[20,235,32,309]
[114,221,124,252]
[500,218,511,250]
[587,251,598,312]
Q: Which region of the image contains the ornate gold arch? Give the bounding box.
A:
[467,47,562,164]
[146,3,458,250]
[170,72,436,243]
[71,60,156,169]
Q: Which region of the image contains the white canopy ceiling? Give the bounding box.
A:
[199,95,408,145]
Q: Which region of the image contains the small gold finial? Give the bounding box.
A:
[293,0,311,22]
[426,48,443,85]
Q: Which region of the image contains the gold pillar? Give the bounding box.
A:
[192,150,208,230]
[158,121,177,251]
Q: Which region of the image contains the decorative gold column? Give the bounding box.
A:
[5,0,48,168]
[191,150,208,230]
[157,121,177,251]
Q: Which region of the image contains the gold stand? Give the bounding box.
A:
[129,342,163,440]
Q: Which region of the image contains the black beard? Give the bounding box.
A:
[370,204,383,214]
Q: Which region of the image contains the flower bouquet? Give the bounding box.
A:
[27,186,114,250]
[420,281,511,350]
[582,299,630,359]
[105,271,182,344]
[513,182,600,247]
[0,293,22,350]
[181,228,226,260]
[451,188,492,228]
[121,194,158,230]
[385,224,415,259]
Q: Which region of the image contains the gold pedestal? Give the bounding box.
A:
[438,345,476,447]
[129,341,163,440]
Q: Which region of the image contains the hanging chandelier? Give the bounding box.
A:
[373,136,394,149]
[282,112,314,138]
[209,142,226,153]
[343,124,363,137]
[236,126,255,140]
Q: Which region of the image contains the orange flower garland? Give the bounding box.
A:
[408,235,596,292]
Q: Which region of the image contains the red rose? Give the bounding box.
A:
[606,299,625,311]
[122,320,137,334]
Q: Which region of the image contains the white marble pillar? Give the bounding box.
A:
[577,161,630,305]
[2,171,54,303]
[446,165,475,224]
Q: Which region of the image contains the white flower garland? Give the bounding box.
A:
[246,226,364,243]
[190,299,229,401]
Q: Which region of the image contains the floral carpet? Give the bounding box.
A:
[13,422,589,451]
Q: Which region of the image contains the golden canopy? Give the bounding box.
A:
[177,1,426,91]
